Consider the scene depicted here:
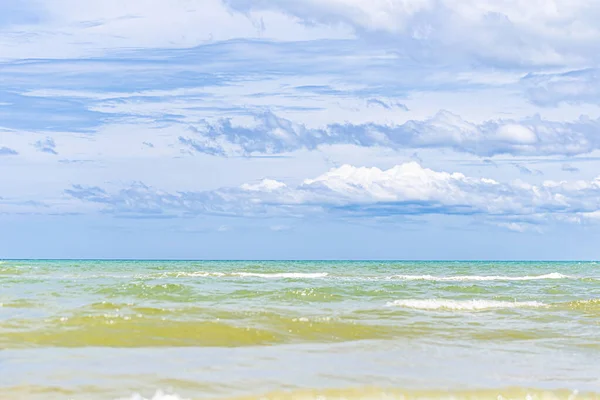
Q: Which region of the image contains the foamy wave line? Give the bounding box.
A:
[116,391,187,400]
[165,272,573,281]
[169,272,328,279]
[235,272,329,279]
[116,389,589,400]
[386,299,547,310]
[386,272,571,282]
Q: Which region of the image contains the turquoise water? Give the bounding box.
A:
[1,260,600,399]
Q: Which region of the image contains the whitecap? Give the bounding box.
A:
[171,272,225,278]
[116,391,189,400]
[233,272,328,279]
[386,299,546,310]
[116,389,590,400]
[386,273,570,282]
[169,271,328,279]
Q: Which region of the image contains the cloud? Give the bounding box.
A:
[0,196,51,214]
[0,90,110,133]
[523,69,600,106]
[0,0,351,59]
[224,0,600,67]
[178,110,600,157]
[64,181,287,218]
[497,222,532,233]
[0,146,18,155]
[64,183,194,217]
[366,98,408,111]
[58,159,93,164]
[3,0,599,70]
[65,162,600,227]
[34,137,58,154]
[514,163,542,176]
[178,136,227,157]
[241,179,287,192]
[561,163,580,173]
[179,112,320,156]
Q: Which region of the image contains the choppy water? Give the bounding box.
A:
[2,260,600,399]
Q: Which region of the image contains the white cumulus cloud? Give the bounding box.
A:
[63,162,600,228]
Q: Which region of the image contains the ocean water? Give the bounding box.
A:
[1,260,600,400]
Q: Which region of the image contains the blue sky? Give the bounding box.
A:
[2,0,600,259]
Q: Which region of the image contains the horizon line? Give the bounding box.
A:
[1,258,598,262]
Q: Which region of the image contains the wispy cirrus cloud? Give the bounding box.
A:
[224,0,600,68]
[514,163,543,176]
[0,0,352,59]
[366,98,409,111]
[5,0,600,71]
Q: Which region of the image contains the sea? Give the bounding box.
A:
[1,260,600,400]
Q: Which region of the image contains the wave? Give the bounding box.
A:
[116,391,186,400]
[163,272,329,279]
[155,272,576,281]
[235,272,328,278]
[386,299,546,310]
[564,299,600,311]
[116,388,594,400]
[386,272,571,282]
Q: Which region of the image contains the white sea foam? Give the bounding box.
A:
[116,391,189,400]
[170,271,328,279]
[170,271,225,278]
[386,272,570,282]
[158,271,578,281]
[386,299,546,310]
[233,272,329,279]
[115,390,587,400]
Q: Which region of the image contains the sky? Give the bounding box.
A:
[2,0,600,259]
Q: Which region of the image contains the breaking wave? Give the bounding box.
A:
[386,273,571,282]
[162,272,329,279]
[386,299,547,310]
[116,392,187,400]
[115,388,593,400]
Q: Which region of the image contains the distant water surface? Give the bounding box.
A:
[1,260,600,399]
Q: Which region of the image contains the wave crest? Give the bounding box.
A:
[163,272,328,279]
[565,299,600,311]
[386,273,570,282]
[116,391,188,400]
[116,388,593,400]
[386,299,546,310]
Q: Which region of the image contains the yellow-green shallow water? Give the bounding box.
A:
[1,260,600,399]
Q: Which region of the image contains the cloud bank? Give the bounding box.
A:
[179,111,600,157]
[65,162,600,228]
